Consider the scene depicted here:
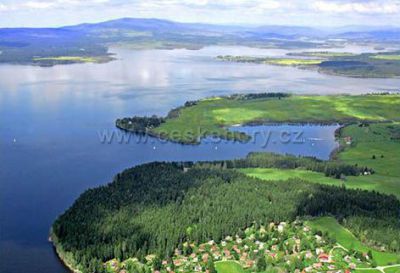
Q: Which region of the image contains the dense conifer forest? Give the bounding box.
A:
[52,154,399,273]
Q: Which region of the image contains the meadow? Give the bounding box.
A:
[31,55,114,65]
[337,123,400,198]
[217,55,322,66]
[215,261,245,273]
[151,94,400,144]
[239,122,400,198]
[288,51,356,58]
[32,56,99,62]
[263,58,322,66]
[240,168,343,185]
[370,54,400,61]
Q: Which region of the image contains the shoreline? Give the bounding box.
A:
[117,121,344,146]
[115,93,399,145]
[50,232,82,273]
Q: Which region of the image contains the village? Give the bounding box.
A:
[105,220,374,273]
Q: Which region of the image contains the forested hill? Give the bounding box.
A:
[51,155,400,273]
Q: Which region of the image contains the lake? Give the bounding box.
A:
[0,45,398,273]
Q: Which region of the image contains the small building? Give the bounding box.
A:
[318,253,330,263]
[344,136,352,145]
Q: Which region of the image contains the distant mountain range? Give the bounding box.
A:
[2,18,399,42]
[0,18,399,65]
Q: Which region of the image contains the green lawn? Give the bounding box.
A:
[384,266,400,273]
[154,95,400,143]
[337,123,400,198]
[215,261,246,273]
[239,167,400,199]
[308,217,400,266]
[240,168,342,184]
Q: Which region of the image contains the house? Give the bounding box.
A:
[245,260,254,268]
[305,251,313,259]
[173,259,183,266]
[328,264,336,270]
[313,262,322,269]
[318,253,330,263]
[344,136,352,145]
[202,253,209,263]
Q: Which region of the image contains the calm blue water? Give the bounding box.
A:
[0,46,395,273]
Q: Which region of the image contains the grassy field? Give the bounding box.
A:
[33,56,97,62]
[308,217,400,266]
[217,55,322,66]
[32,56,111,64]
[354,269,380,273]
[239,168,343,185]
[239,122,400,198]
[383,266,400,273]
[263,58,322,66]
[215,261,246,273]
[370,54,400,61]
[289,51,356,58]
[153,95,400,143]
[240,168,400,198]
[337,123,400,198]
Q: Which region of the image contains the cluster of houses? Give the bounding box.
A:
[106,221,373,273]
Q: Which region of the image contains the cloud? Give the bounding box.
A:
[312,0,400,14]
[23,1,55,9]
[137,0,282,10]
[2,0,399,14]
[0,0,399,27]
[0,0,111,11]
[0,3,8,11]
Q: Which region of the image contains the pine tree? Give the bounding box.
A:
[207,259,217,273]
[256,256,267,271]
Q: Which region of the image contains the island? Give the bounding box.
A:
[217,51,400,78]
[51,93,400,273]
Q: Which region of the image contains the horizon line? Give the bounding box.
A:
[1,16,398,30]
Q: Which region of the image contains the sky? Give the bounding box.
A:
[1,0,399,28]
